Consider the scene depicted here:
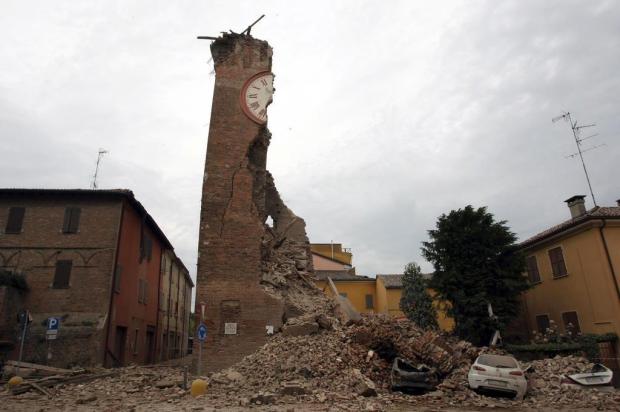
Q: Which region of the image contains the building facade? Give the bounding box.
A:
[158,250,192,362]
[0,189,191,368]
[314,272,454,331]
[518,196,620,353]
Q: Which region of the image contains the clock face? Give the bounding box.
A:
[240,72,274,124]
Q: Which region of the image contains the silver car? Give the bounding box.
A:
[468,354,528,399]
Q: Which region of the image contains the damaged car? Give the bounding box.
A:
[468,354,528,399]
[390,357,439,393]
[562,363,614,389]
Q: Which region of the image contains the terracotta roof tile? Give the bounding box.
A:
[520,206,620,248]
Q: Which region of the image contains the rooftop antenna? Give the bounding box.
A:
[552,111,602,207]
[91,148,108,189]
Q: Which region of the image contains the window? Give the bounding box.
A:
[113,265,122,293]
[548,247,567,278]
[339,292,347,298]
[62,207,81,234]
[133,329,139,355]
[140,232,153,262]
[138,279,149,304]
[562,311,581,334]
[5,207,25,234]
[526,256,541,284]
[53,260,72,288]
[365,294,374,309]
[535,314,550,334]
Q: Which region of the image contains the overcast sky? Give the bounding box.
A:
[1,1,619,284]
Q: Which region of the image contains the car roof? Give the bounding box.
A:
[476,354,519,368]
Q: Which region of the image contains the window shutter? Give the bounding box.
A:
[365,294,374,309]
[53,260,73,288]
[562,311,581,334]
[548,247,567,278]
[5,207,25,233]
[144,280,148,304]
[138,279,144,303]
[535,314,550,334]
[69,208,81,233]
[114,265,122,292]
[145,236,153,261]
[526,256,541,283]
[63,207,81,233]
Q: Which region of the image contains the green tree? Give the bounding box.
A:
[399,262,438,330]
[421,205,528,345]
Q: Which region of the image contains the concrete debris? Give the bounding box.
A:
[75,392,97,404]
[351,368,378,397]
[2,320,619,410]
[281,320,319,337]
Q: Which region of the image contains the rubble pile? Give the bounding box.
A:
[3,315,620,410]
[206,314,479,405]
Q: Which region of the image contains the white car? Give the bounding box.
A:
[468,354,528,399]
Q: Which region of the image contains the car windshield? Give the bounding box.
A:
[477,354,518,369]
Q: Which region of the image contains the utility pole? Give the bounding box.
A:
[552,112,604,207]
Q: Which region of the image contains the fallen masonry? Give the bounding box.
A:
[3,315,620,410]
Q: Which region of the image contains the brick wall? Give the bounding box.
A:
[195,34,286,372]
[0,193,121,367]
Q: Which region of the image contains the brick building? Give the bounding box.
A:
[158,249,193,361]
[0,189,191,368]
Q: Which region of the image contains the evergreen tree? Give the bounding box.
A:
[399,262,438,330]
[421,205,528,345]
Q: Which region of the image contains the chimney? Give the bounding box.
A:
[565,195,587,218]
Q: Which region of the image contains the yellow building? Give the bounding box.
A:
[519,196,620,354]
[311,243,353,271]
[313,270,454,331]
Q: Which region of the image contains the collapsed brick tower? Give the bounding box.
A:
[195,34,321,372]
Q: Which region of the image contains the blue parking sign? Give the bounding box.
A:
[197,323,207,342]
[47,317,60,331]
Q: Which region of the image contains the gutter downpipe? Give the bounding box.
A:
[104,201,125,367]
[154,245,163,363]
[599,219,620,300]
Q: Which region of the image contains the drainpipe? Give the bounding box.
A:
[104,201,125,367]
[166,255,173,359]
[154,244,163,363]
[175,261,181,358]
[599,219,620,300]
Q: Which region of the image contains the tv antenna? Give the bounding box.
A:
[91,148,108,189]
[552,111,602,206]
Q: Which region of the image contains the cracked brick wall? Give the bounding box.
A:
[195,34,322,372]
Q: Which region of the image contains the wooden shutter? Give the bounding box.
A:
[535,314,550,334]
[144,280,148,304]
[365,294,374,309]
[145,236,153,261]
[138,279,144,303]
[562,311,581,334]
[53,260,73,288]
[114,265,122,292]
[63,207,81,233]
[5,207,25,233]
[526,256,541,283]
[548,247,567,278]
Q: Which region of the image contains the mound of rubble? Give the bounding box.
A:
[4,314,620,410]
[205,314,620,410]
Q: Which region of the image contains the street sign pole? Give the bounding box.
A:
[198,302,206,376]
[198,338,202,376]
[17,310,29,374]
[196,322,207,377]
